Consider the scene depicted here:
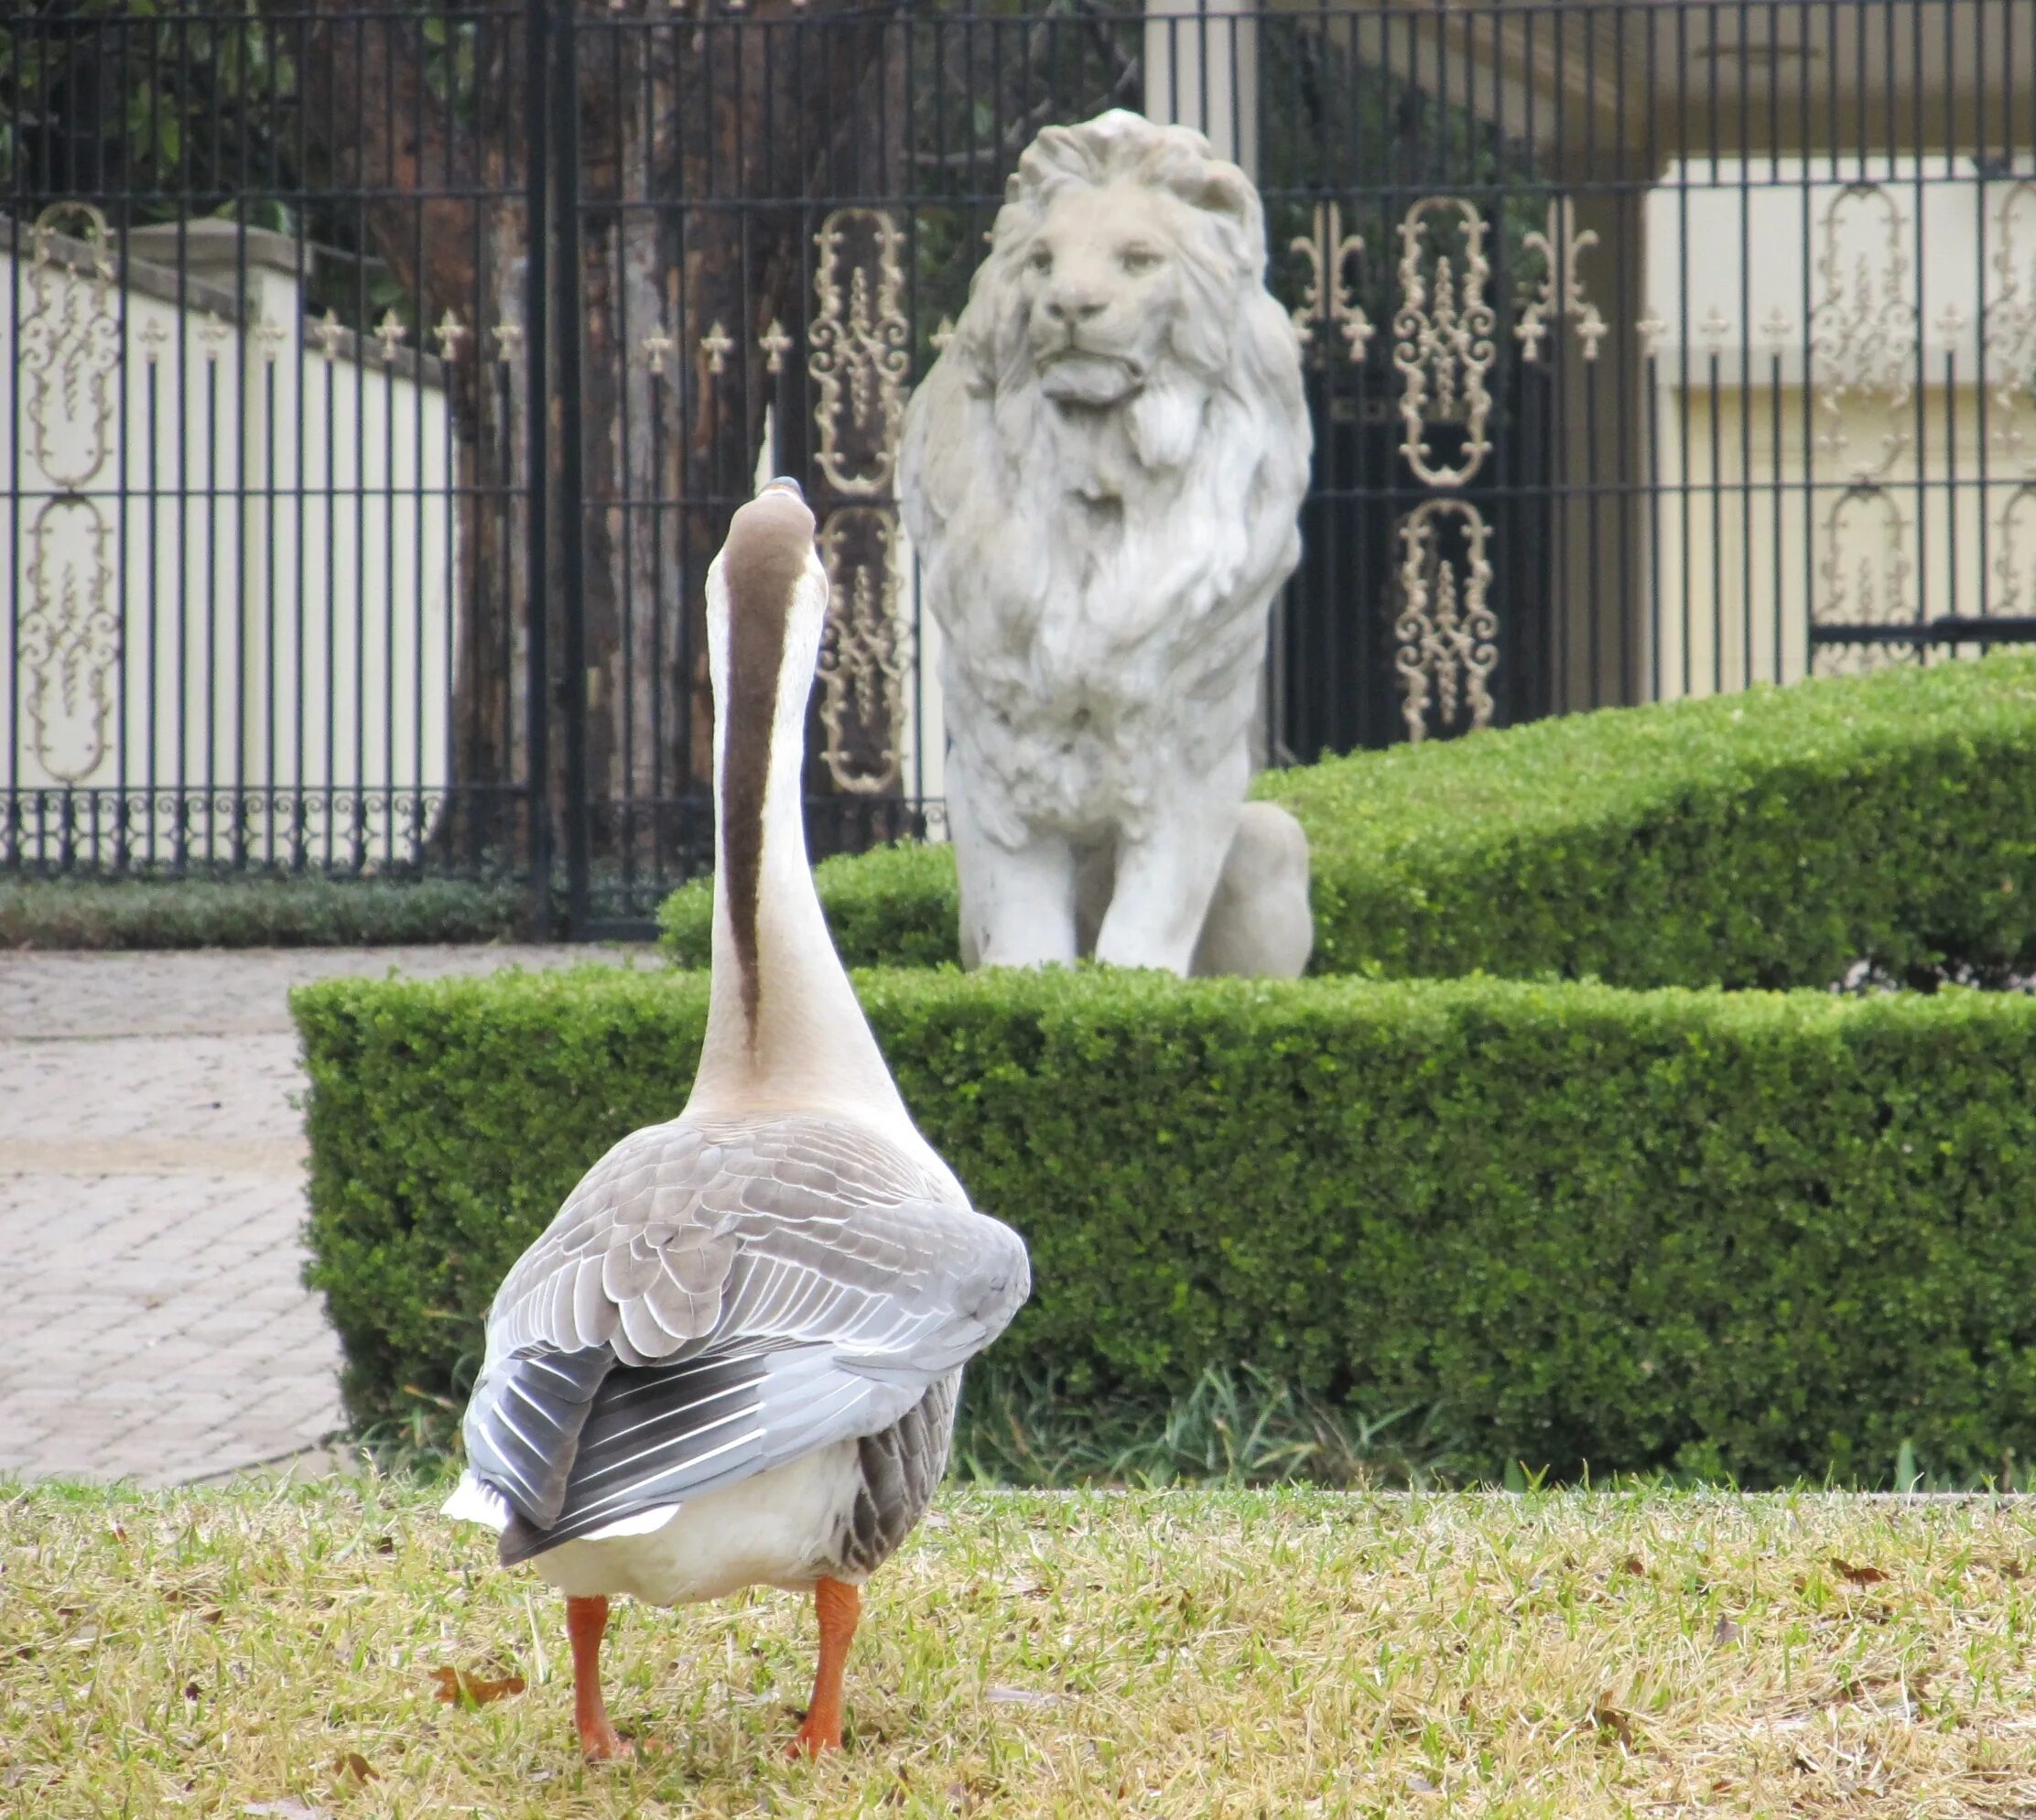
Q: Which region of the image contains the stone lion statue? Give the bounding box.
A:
[899,109,1314,977]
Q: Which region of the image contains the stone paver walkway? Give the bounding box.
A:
[0,944,655,1486]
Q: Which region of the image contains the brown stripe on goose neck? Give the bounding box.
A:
[719,488,816,1037]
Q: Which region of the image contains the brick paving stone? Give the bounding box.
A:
[0,940,657,1486]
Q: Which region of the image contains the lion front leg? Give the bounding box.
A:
[1092,769,1243,978]
[950,783,1081,970]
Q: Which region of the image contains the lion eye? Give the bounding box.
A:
[1028,247,1054,276]
[1120,246,1162,274]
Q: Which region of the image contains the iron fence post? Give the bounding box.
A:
[524,0,555,936]
[550,0,591,940]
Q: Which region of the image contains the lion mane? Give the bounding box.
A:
[899,109,1311,852]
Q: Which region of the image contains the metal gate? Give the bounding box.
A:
[8,3,2036,938]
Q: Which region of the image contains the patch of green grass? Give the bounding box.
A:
[949,1363,1459,1490]
[0,875,528,950]
[7,1479,2036,1816]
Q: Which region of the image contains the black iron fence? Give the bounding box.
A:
[6,3,2034,936]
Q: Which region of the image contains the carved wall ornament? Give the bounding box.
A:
[815,507,908,795]
[809,205,910,497]
[1986,180,2036,475]
[1392,197,1496,487]
[1394,498,1498,744]
[1808,182,1917,484]
[1515,200,1606,363]
[1291,200,1373,361]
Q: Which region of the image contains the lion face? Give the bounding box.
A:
[1016,180,1193,409]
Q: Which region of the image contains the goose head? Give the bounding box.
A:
[705,478,830,1030]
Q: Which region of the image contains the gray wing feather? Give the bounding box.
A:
[460,1114,1030,1549]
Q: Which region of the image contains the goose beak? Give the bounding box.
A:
[759,476,805,502]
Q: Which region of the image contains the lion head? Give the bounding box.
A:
[937,109,1305,478]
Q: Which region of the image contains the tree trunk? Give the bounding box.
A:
[282,0,898,888]
[283,1,535,868]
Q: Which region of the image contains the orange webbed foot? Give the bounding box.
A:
[785,1714,844,1760]
[579,1718,638,1764]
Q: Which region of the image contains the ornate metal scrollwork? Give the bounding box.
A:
[807,205,912,791]
[1808,182,1917,485]
[1813,485,1916,676]
[815,507,908,795]
[17,202,123,784]
[1392,198,1496,488]
[808,205,909,498]
[1290,200,1373,361]
[1987,180,2036,475]
[18,203,120,488]
[1515,200,1606,363]
[1394,499,1498,743]
[1992,484,2036,623]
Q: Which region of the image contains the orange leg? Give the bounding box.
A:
[567,1594,635,1762]
[786,1576,861,1759]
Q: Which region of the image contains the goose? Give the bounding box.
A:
[441,477,1031,1761]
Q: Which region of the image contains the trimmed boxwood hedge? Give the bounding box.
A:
[660,655,2036,987]
[298,965,2036,1486]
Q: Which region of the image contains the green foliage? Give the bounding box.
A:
[0,875,525,951]
[297,963,2036,1488]
[660,840,958,969]
[950,1361,1452,1490]
[663,657,2036,988]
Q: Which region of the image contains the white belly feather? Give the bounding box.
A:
[443,1439,868,1608]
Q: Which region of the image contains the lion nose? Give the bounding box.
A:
[1044,286,1107,326]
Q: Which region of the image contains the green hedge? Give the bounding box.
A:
[298,965,2036,1486]
[0,875,527,950]
[660,656,2036,987]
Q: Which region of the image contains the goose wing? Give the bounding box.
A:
[455,1115,1029,1561]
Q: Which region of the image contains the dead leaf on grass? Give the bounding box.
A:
[1617,1555,1648,1577]
[1591,1699,1639,1750]
[1712,1615,1745,1645]
[242,1804,332,1820]
[331,1752,378,1785]
[428,1665,526,1707]
[1830,1558,1890,1586]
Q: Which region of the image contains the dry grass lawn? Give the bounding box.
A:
[6,1479,2036,1817]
